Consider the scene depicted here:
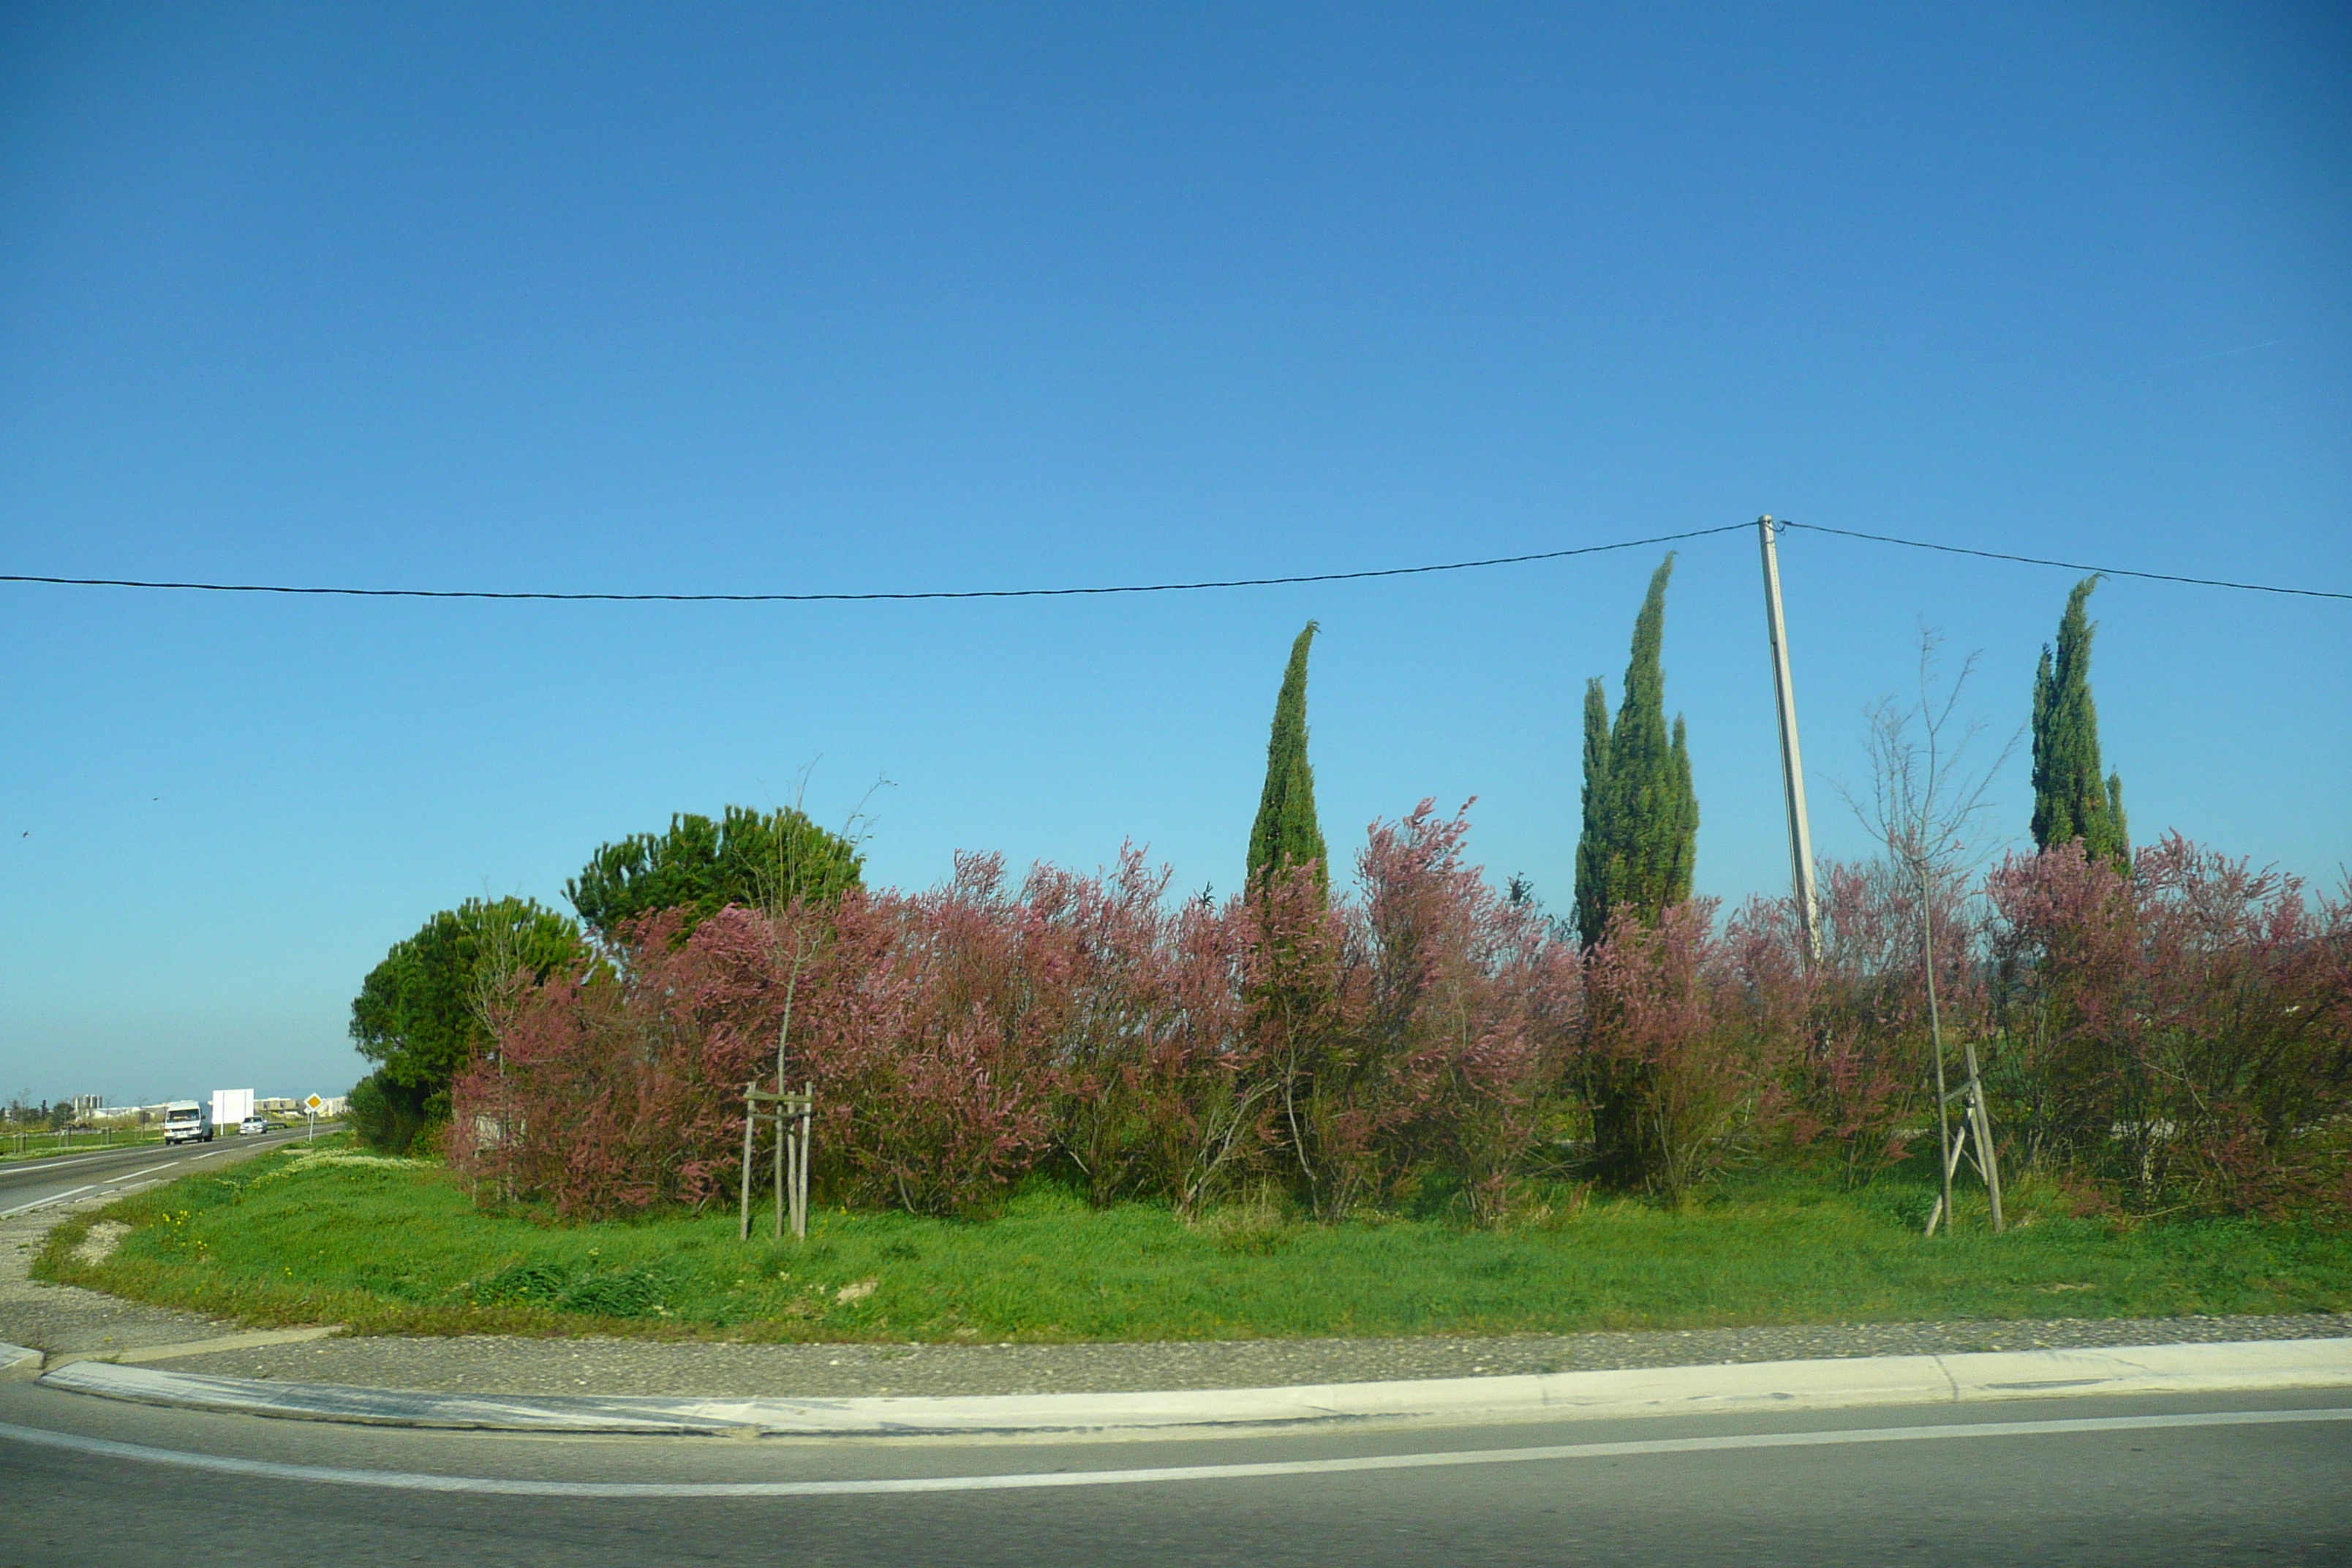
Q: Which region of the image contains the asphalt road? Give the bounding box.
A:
[1,1382,2344,1565]
[0,1125,325,1218]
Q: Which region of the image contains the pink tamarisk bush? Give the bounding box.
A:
[1234,802,1580,1224]
[1576,898,1792,1202]
[453,879,1064,1221]
[787,856,1060,1217]
[1025,849,1259,1213]
[448,811,2345,1226]
[1324,801,1577,1224]
[448,908,786,1216]
[1738,859,1989,1188]
[454,804,1590,1224]
[1987,834,2352,1215]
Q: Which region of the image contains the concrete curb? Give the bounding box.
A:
[0,1342,39,1381]
[37,1337,2352,1439]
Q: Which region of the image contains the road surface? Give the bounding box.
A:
[0,1379,2343,1565]
[0,1124,327,1219]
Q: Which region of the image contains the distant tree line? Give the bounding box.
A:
[4,1096,84,1132]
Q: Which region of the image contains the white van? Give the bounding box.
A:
[162,1101,214,1145]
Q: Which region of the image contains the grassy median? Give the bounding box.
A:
[34,1139,2352,1342]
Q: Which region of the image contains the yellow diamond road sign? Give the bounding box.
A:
[304,1094,325,1114]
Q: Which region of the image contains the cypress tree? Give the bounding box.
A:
[1248,621,1330,894]
[1574,556,1699,946]
[2029,577,2129,872]
[1573,679,1611,946]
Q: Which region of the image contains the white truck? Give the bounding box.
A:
[162,1101,214,1145]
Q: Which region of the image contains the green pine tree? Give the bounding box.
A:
[2029,577,2129,872]
[1248,621,1330,895]
[1574,556,1699,946]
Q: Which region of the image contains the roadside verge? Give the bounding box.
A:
[30,1336,2352,1439]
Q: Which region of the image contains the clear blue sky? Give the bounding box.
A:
[3,3,2346,1107]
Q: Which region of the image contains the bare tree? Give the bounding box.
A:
[740,764,892,1241]
[1840,627,2021,1236]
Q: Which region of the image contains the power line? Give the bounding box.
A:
[0,524,1749,603]
[1778,521,2351,602]
[2,517,2342,603]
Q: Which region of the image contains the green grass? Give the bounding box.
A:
[36,1139,2352,1343]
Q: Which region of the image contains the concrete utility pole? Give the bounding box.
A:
[1757,516,1821,959]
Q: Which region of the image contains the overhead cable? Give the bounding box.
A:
[1778,521,2350,602]
[0,524,1750,603]
[2,519,2342,603]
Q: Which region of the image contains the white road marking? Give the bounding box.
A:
[0,1147,167,1177]
[0,1408,2344,1499]
[0,1132,285,1181]
[0,1140,286,1215]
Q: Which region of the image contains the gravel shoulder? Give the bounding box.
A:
[0,1199,231,1357]
[135,1312,2352,1399]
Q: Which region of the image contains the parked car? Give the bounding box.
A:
[240,1115,268,1136]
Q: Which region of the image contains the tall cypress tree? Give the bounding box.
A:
[1248,621,1330,894]
[2030,577,2129,871]
[1574,679,1612,942]
[1575,556,1699,946]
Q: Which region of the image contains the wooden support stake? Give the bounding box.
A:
[740,1085,815,1243]
[736,1082,758,1242]
[796,1081,813,1240]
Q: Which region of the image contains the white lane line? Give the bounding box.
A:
[1,1408,2345,1499]
[0,1184,101,1219]
[1,1144,282,1215]
[0,1148,167,1177]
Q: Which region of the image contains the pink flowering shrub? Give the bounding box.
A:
[1988,835,2352,1215]
[1346,803,1578,1222]
[454,804,1586,1223]
[447,908,780,1216]
[1737,861,1987,1188]
[1575,898,1793,1201]
[1250,803,1578,1223]
[448,811,2348,1225]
